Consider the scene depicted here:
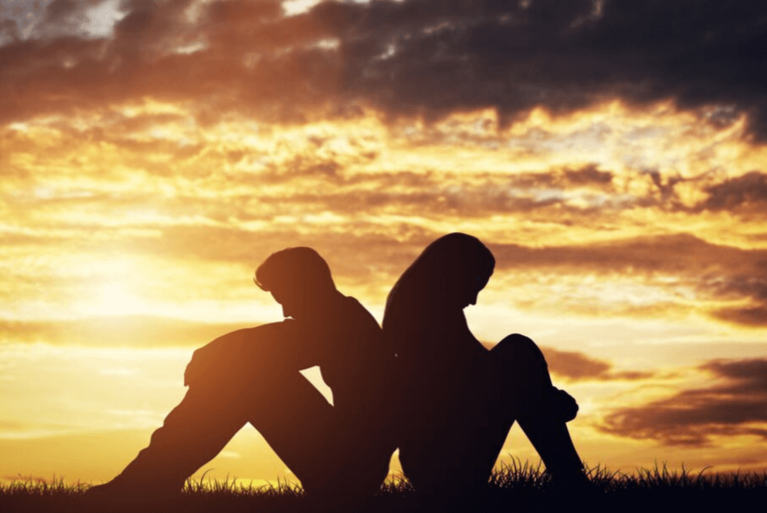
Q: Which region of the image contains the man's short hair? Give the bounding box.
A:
[255,247,336,292]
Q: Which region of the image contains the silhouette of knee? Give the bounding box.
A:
[492,334,546,370]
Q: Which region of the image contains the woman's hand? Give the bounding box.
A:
[550,387,579,423]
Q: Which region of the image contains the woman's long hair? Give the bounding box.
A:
[383,233,495,359]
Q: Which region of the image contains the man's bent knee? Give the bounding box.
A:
[184,323,297,388]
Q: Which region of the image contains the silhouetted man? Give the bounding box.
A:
[87,247,395,501]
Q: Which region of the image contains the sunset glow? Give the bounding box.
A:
[1,0,766,487]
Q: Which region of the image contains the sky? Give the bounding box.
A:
[1,0,767,487]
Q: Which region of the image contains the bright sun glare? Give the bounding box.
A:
[83,259,148,316]
[93,281,145,316]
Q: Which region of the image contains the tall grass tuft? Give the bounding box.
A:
[1,464,765,512]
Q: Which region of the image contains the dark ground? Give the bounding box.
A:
[2,464,764,512]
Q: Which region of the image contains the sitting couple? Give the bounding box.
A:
[89,233,587,502]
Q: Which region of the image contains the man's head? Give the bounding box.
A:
[255,247,337,319]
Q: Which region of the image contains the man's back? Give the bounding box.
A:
[311,295,391,415]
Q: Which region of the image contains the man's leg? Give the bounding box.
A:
[252,378,397,499]
[247,371,338,495]
[90,368,342,498]
[89,380,255,496]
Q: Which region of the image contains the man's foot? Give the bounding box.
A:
[84,478,128,503]
[84,478,182,508]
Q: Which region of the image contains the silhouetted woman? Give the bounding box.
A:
[383,233,587,496]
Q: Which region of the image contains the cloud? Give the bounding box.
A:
[542,346,652,381]
[697,171,767,213]
[0,316,251,347]
[705,274,767,327]
[491,233,748,274]
[0,78,765,329]
[490,233,767,326]
[3,178,767,327]
[713,306,767,327]
[337,0,767,137]
[562,165,613,186]
[598,358,767,446]
[0,18,18,45]
[0,0,765,139]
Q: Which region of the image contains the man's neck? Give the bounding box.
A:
[295,289,347,323]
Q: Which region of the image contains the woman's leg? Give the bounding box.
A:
[395,363,511,495]
[490,334,584,478]
[397,334,585,495]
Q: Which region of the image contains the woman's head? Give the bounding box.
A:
[389,233,495,311]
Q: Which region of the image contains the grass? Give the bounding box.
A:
[1,461,765,512]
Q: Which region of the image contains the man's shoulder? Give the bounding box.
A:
[340,296,380,324]
[340,295,365,313]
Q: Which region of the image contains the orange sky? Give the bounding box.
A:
[1,0,767,486]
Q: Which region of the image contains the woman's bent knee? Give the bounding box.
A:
[492,333,546,367]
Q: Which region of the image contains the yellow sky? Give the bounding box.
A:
[1,0,767,487]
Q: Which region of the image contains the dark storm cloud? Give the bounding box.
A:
[339,0,767,136]
[599,358,767,446]
[1,0,766,137]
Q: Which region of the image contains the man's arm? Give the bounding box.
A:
[183,320,322,388]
